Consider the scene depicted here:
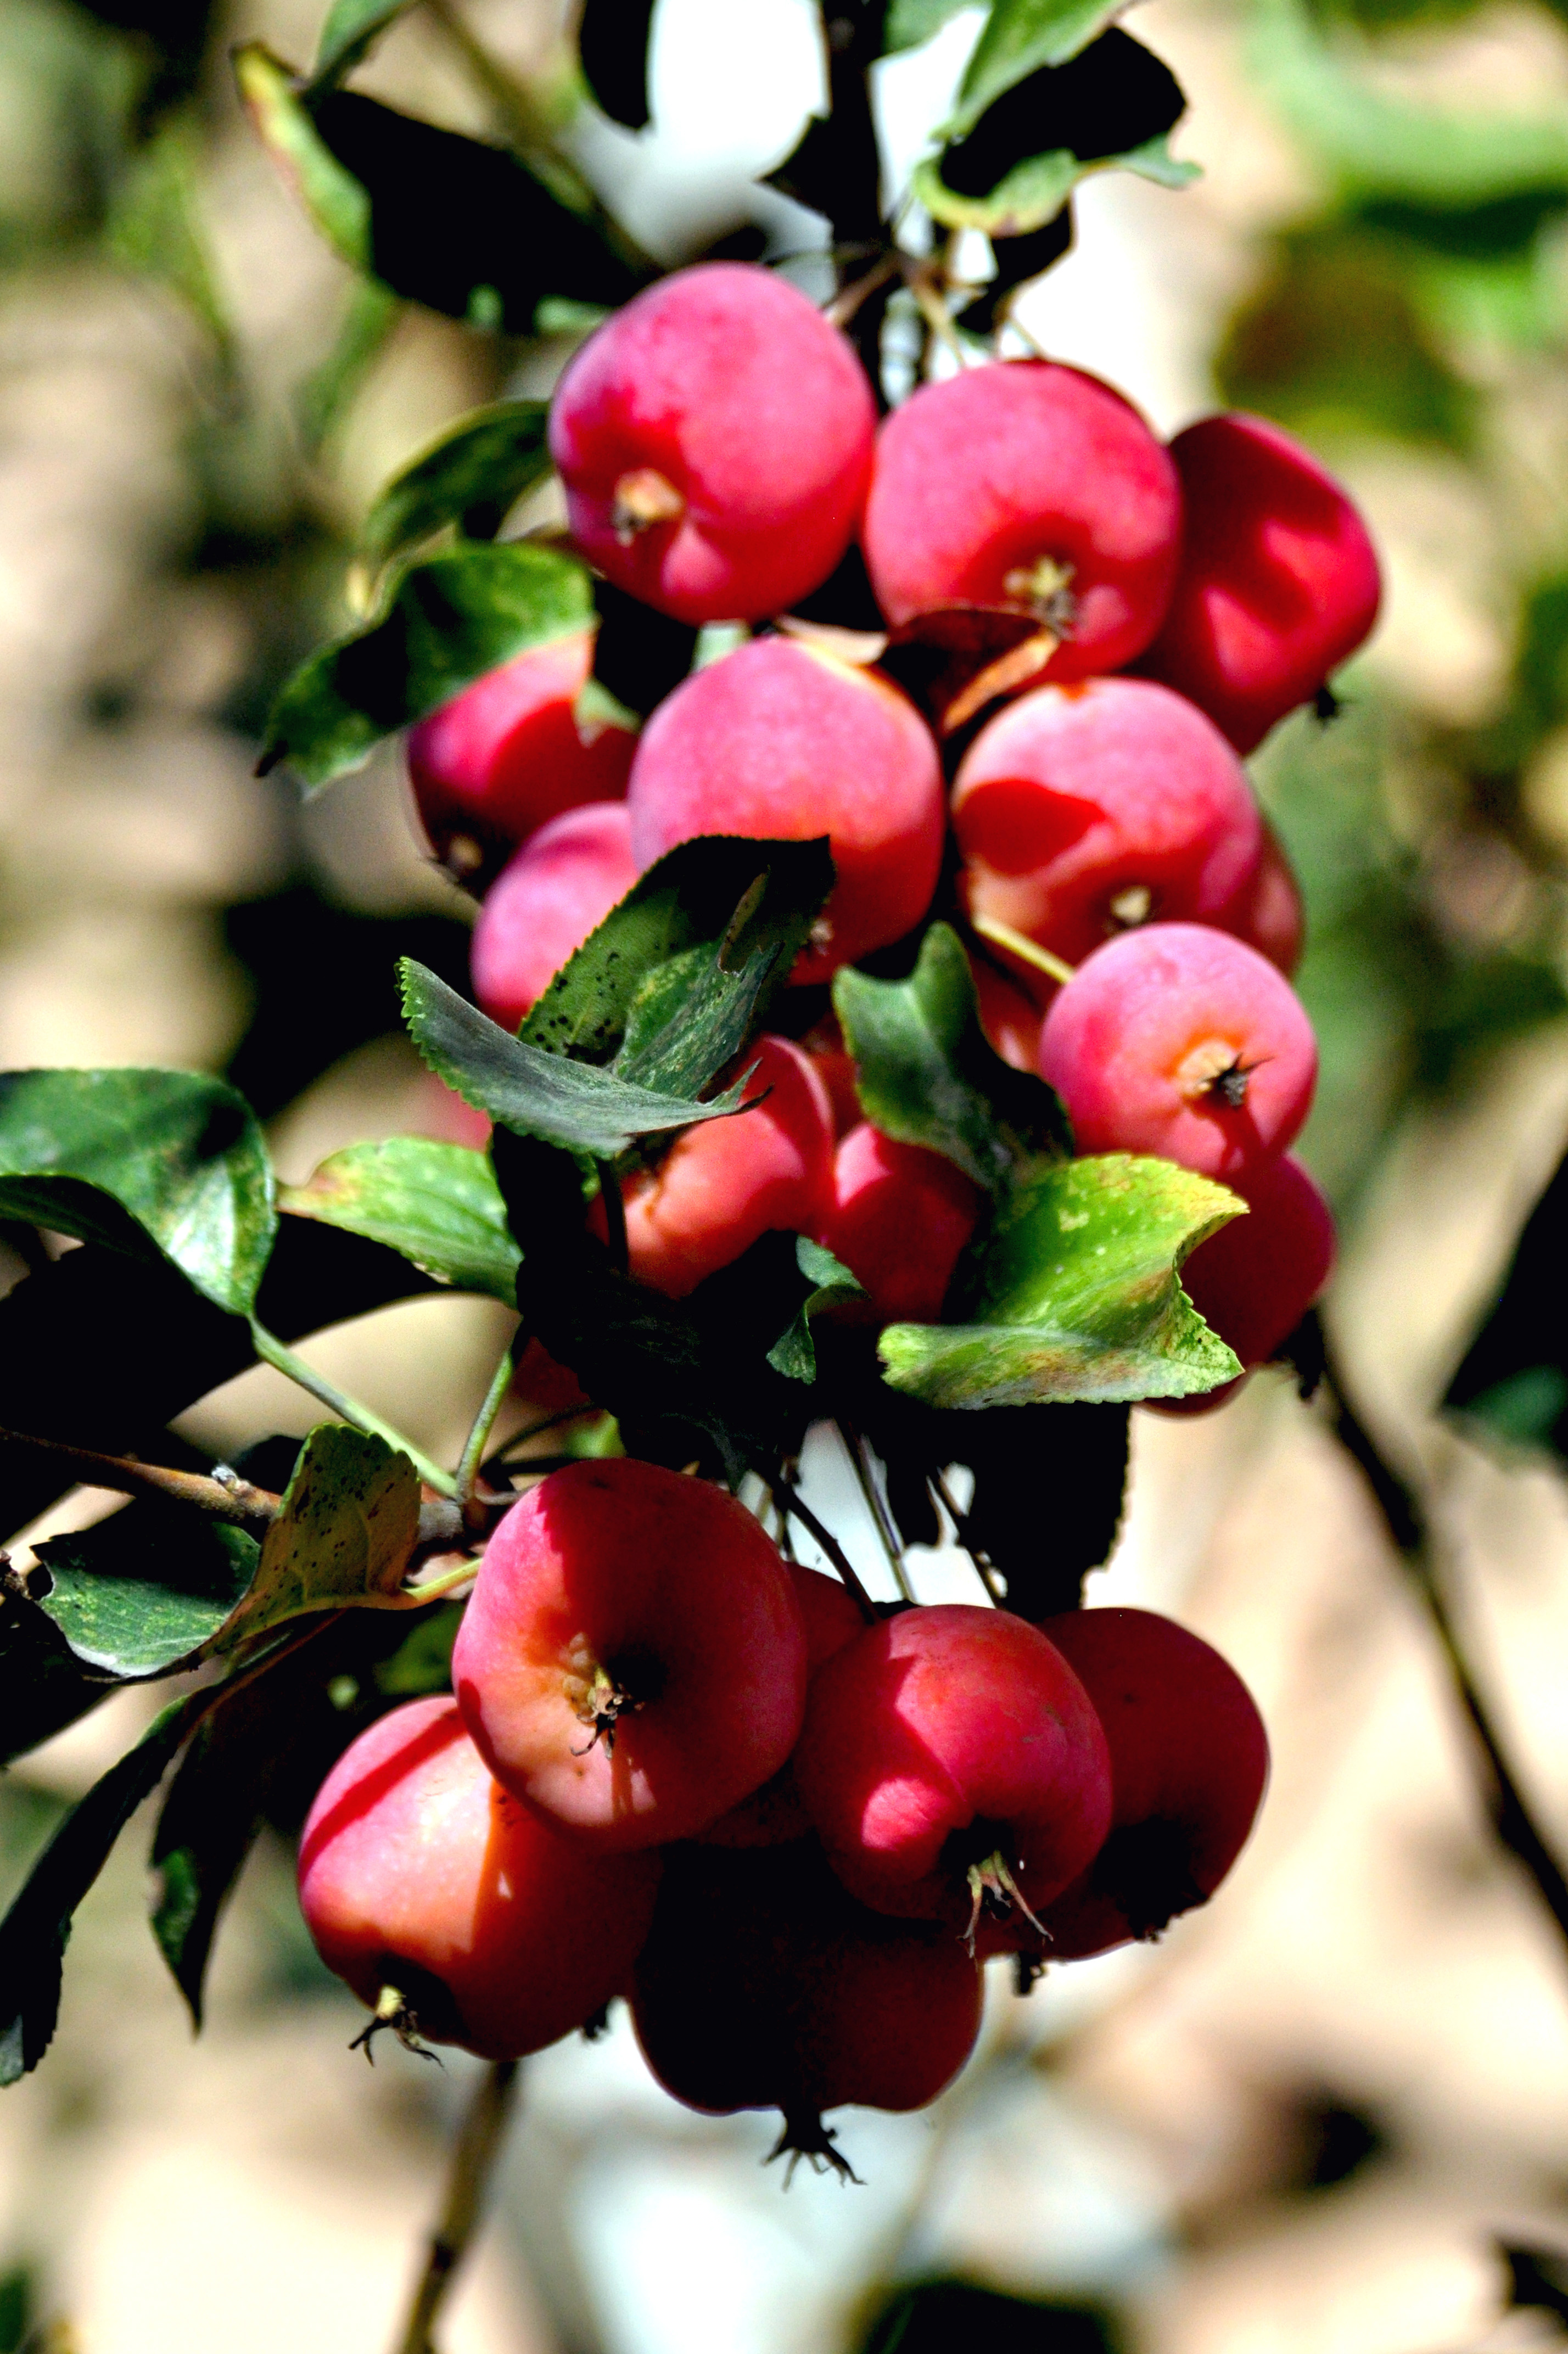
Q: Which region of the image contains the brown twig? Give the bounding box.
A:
[391,2059,520,2354]
[766,1465,879,1623]
[0,1426,278,1527]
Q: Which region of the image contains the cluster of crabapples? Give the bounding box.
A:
[300,1460,1270,2164]
[299,259,1376,2151]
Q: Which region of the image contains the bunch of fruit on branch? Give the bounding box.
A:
[298,257,1376,2173]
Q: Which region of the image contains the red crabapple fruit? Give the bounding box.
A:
[589,1033,835,1296]
[631,1841,983,2171]
[407,631,634,879]
[471,802,637,1030]
[1214,819,1304,976]
[297,1697,661,2059]
[860,361,1182,679]
[701,1563,866,1848]
[972,957,1043,1071]
[792,1604,1112,1942]
[811,1122,981,1325]
[626,636,944,982]
[1179,1152,1334,1370]
[1032,1607,1269,1958]
[953,676,1263,976]
[452,1459,808,1851]
[1036,922,1317,1182]
[548,263,877,625]
[1138,412,1381,754]
[798,1013,864,1138]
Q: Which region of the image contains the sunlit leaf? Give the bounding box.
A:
[767,1238,865,1382]
[279,1137,519,1301]
[202,1426,419,1655]
[33,1506,257,1678]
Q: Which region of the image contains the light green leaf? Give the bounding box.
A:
[1122,131,1202,189]
[883,0,983,52]
[402,961,752,1159]
[261,540,594,791]
[832,924,1068,1195]
[33,1509,257,1680]
[915,146,1080,234]
[947,0,1127,134]
[879,1153,1244,1407]
[203,1426,420,1655]
[359,400,552,577]
[310,0,416,89]
[0,1069,276,1318]
[767,1238,865,1383]
[279,1137,519,1301]
[234,43,371,268]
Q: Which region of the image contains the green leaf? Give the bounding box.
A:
[883,0,982,54]
[374,1600,463,1696]
[106,113,232,366]
[359,400,553,577]
[0,1698,192,2085]
[767,1238,865,1382]
[234,44,371,268]
[915,148,1079,234]
[279,1137,520,1301]
[202,1426,419,1655]
[878,1154,1244,1408]
[0,1069,276,1319]
[33,1507,258,1679]
[0,1605,111,1771]
[947,0,1128,134]
[1446,1147,1568,1468]
[261,541,594,791]
[149,1674,287,2028]
[833,925,1069,1195]
[524,836,836,1101]
[310,0,416,89]
[403,961,754,1159]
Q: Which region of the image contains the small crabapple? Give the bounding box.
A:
[626,636,945,982]
[297,1697,661,2059]
[548,262,877,625]
[1138,412,1381,754]
[953,677,1264,976]
[860,360,1182,679]
[701,1563,866,1848]
[797,1012,864,1138]
[1031,1607,1269,1957]
[1214,819,1304,976]
[471,802,637,1030]
[588,1033,835,1297]
[792,1603,1112,1942]
[1180,1151,1335,1371]
[1035,922,1317,1183]
[407,631,635,882]
[811,1123,982,1326]
[971,956,1044,1072]
[452,1459,808,1851]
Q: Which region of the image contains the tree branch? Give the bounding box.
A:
[392,2059,520,2354]
[0,1426,278,1528]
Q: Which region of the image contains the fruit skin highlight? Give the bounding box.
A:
[860,360,1183,679]
[1036,921,1317,1182]
[1032,1607,1269,1959]
[453,1459,809,1852]
[298,1697,662,2059]
[626,635,945,982]
[812,1122,981,1326]
[1137,411,1381,754]
[793,1603,1112,1939]
[549,262,878,625]
[953,675,1263,977]
[407,631,635,882]
[472,802,637,1029]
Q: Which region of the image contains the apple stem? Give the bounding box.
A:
[969,913,1077,989]
[390,2058,520,2354]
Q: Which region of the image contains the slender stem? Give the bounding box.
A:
[839,1420,915,1604]
[1320,1320,1568,1957]
[969,913,1076,988]
[251,1325,460,1498]
[392,2059,520,2354]
[594,1161,629,1279]
[931,1467,1005,1606]
[766,1465,879,1623]
[457,1342,518,1505]
[0,1426,278,1527]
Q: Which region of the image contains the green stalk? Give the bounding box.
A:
[250,1324,459,1498]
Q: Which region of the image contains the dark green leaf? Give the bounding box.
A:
[359,401,552,577]
[374,1601,463,1696]
[833,924,1069,1195]
[149,1670,287,2028]
[579,0,656,128]
[261,541,594,791]
[880,1153,1244,1407]
[404,961,753,1158]
[309,0,416,89]
[0,1602,109,1771]
[279,1137,519,1301]
[1446,1146,1568,1467]
[767,1238,865,1382]
[0,1069,276,1319]
[0,1697,191,2085]
[945,0,1130,136]
[33,1506,257,1678]
[203,1426,419,1655]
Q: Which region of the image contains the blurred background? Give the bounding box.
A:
[8,0,1568,2348]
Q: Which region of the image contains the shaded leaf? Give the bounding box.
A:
[955,204,1074,334]
[579,0,657,128]
[880,1153,1244,1407]
[310,0,416,89]
[234,44,371,267]
[0,1601,110,1770]
[0,1069,276,1319]
[833,924,1069,1194]
[946,0,1129,135]
[404,962,752,1158]
[261,541,594,791]
[767,1238,865,1382]
[279,1137,519,1301]
[1446,1144,1568,1466]
[203,1426,419,1655]
[374,1601,463,1697]
[359,400,552,577]
[33,1506,257,1679]
[150,1671,289,2027]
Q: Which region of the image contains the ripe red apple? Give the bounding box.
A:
[811,1122,982,1325]
[548,262,877,624]
[452,1459,808,1851]
[971,956,1043,1070]
[1213,818,1304,976]
[626,636,945,982]
[471,802,637,1030]
[1180,1151,1334,1369]
[860,360,1182,679]
[1138,412,1381,754]
[953,676,1263,977]
[1036,922,1317,1182]
[701,1563,866,1848]
[297,1697,661,2059]
[407,631,635,880]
